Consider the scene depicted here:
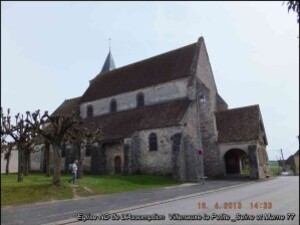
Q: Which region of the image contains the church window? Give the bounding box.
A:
[85,141,91,157]
[136,92,145,107]
[87,105,93,118]
[61,144,66,158]
[149,133,158,151]
[110,99,117,113]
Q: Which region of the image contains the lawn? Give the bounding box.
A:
[268,161,281,176]
[1,173,179,206]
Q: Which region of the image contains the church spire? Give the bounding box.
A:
[99,38,116,74]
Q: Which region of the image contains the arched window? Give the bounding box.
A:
[87,105,93,118]
[149,133,158,151]
[136,92,145,107]
[110,99,117,113]
[61,144,66,158]
[85,141,91,157]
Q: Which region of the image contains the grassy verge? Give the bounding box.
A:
[1,173,178,206]
[269,166,280,176]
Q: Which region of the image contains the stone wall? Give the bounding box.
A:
[181,100,203,182]
[131,126,182,176]
[248,145,260,179]
[294,154,299,175]
[170,133,199,182]
[90,143,106,174]
[1,148,18,174]
[105,142,124,174]
[171,133,183,180]
[182,136,199,182]
[83,155,91,172]
[80,78,188,118]
[196,81,222,177]
[30,145,43,171]
[216,93,228,111]
[195,39,218,112]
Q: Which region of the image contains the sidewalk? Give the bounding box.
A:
[1,178,259,225]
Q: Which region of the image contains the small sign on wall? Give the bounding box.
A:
[198,148,203,155]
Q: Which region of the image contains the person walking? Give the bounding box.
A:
[69,160,78,183]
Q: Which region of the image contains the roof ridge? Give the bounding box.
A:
[82,40,199,103]
[94,42,197,79]
[64,96,81,102]
[216,104,259,113]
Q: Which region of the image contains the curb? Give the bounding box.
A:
[42,180,263,225]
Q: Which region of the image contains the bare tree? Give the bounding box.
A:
[284,1,299,23]
[44,139,51,177]
[26,110,100,185]
[2,142,15,175]
[67,121,102,179]
[26,110,80,185]
[1,108,34,182]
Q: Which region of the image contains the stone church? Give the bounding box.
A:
[39,37,268,182]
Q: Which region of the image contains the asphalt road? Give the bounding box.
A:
[1,178,253,225]
[70,176,299,225]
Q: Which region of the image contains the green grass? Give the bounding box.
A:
[1,173,178,206]
[241,168,250,175]
[269,166,281,176]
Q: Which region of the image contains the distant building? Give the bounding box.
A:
[1,145,18,174]
[33,37,269,181]
[286,150,299,175]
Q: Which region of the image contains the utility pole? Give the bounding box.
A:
[280,149,286,172]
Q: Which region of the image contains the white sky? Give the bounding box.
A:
[1,2,299,160]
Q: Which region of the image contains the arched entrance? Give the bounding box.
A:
[224,149,247,174]
[114,156,122,174]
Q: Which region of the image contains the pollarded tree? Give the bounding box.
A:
[1,108,34,182]
[26,109,101,185]
[26,110,80,186]
[285,1,299,23]
[67,119,102,179]
[2,142,15,175]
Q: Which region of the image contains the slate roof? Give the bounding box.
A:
[51,97,81,116]
[82,98,191,141]
[81,42,198,103]
[215,105,266,144]
[100,51,116,74]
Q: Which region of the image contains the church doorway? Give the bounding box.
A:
[224,149,247,174]
[114,156,122,174]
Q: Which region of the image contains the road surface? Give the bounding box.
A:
[1,177,298,225]
[70,176,299,225]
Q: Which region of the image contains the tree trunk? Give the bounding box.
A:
[45,142,51,177]
[52,142,62,185]
[24,151,30,176]
[74,143,83,179]
[5,152,11,175]
[18,149,24,182]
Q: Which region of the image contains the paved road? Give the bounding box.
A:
[70,176,299,225]
[1,178,253,225]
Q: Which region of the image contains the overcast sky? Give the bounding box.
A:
[1,2,299,160]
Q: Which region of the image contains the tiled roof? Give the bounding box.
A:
[216,105,263,143]
[81,42,198,103]
[51,97,81,116]
[83,98,191,141]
